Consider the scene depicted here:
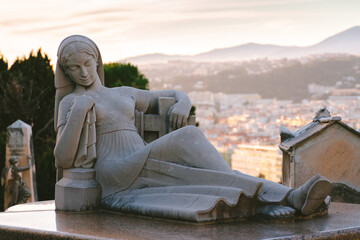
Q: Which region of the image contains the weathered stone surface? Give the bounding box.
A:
[280,112,360,202]
[0,201,359,240]
[55,168,100,211]
[331,182,360,204]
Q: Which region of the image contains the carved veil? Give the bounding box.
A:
[54,35,104,131]
[54,35,104,168]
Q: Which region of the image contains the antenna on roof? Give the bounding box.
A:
[279,126,294,142]
[313,106,331,122]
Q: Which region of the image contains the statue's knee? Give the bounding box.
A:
[179,125,203,139]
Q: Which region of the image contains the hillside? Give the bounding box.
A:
[144,55,360,102]
[126,26,360,64]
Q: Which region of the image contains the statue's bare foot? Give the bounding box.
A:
[255,205,295,219]
[287,174,332,215]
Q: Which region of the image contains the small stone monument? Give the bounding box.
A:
[2,120,38,210]
[279,107,360,203]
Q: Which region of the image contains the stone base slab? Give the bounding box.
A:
[0,201,360,239]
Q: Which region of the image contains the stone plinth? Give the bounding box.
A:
[4,120,38,209]
[55,168,101,211]
[0,201,360,239]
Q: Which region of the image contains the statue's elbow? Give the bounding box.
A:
[54,147,73,169]
[55,157,73,169]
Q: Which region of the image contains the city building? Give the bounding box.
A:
[231,144,282,182]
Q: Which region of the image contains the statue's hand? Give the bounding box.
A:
[73,95,95,112]
[169,102,189,129]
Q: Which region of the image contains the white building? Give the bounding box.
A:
[231,144,282,183]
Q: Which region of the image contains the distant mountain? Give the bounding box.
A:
[125,53,187,64]
[124,26,360,64]
[274,26,360,58]
[309,26,360,53]
[192,43,294,61]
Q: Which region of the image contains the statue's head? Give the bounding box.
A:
[54,35,105,131]
[57,35,103,86]
[9,156,18,165]
[58,37,99,87]
[58,36,98,70]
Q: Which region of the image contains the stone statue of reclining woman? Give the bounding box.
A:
[54,35,332,222]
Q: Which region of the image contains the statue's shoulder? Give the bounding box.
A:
[110,86,137,95]
[58,93,78,113]
[61,93,78,104]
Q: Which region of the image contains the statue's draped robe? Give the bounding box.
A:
[58,87,291,222]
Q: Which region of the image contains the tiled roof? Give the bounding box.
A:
[279,119,360,152]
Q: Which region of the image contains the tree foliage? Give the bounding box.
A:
[0,50,56,210]
[104,62,149,89]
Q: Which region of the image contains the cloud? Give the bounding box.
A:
[12,22,82,34]
[153,0,326,14]
[0,0,359,64]
[0,18,45,27]
[72,7,133,18]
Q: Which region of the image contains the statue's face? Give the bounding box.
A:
[65,51,98,87]
[9,157,18,165]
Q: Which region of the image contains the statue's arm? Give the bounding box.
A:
[54,95,95,169]
[145,90,190,111]
[16,166,30,171]
[16,155,32,172]
[147,90,192,129]
[121,86,192,129]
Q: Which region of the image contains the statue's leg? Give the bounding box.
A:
[147,126,330,218]
[234,170,291,202]
[149,125,233,172]
[8,181,20,208]
[149,126,293,218]
[237,172,332,217]
[286,175,332,215]
[152,125,292,201]
[234,170,296,218]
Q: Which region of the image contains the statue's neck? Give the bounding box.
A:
[75,77,104,94]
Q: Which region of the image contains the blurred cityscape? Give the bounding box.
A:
[138,54,360,183]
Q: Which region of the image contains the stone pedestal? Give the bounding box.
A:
[1,202,360,239]
[4,120,38,210]
[55,168,101,211]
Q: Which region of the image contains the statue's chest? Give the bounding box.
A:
[94,95,135,123]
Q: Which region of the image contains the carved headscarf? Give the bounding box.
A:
[54,35,104,131]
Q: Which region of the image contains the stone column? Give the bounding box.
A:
[4,120,38,209]
[55,168,101,211]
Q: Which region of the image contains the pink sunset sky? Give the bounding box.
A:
[1,0,359,64]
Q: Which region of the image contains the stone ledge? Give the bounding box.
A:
[0,201,360,239]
